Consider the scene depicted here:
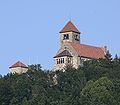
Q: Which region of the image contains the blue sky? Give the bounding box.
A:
[0,0,120,75]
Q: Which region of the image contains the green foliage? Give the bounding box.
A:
[22,97,29,105]
[80,77,117,105]
[0,57,120,105]
[9,97,19,105]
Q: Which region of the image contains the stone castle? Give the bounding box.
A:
[9,21,107,74]
[53,21,106,71]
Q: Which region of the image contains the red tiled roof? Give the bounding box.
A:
[9,61,28,68]
[54,50,72,58]
[60,21,80,34]
[69,42,105,59]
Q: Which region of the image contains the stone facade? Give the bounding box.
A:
[9,61,28,74]
[53,21,106,71]
[53,56,72,71]
[54,21,81,71]
[60,32,80,47]
[9,67,28,74]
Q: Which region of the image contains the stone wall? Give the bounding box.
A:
[9,67,28,74]
[60,32,80,47]
[53,42,81,71]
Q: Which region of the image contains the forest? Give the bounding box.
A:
[0,54,120,105]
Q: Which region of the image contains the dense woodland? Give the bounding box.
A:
[0,54,120,105]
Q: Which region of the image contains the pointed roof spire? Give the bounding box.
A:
[9,61,28,68]
[60,21,80,34]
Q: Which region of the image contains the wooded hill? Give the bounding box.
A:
[0,55,120,105]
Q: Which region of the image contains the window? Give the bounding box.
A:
[68,58,71,63]
[62,58,64,63]
[73,34,79,41]
[59,59,60,64]
[57,59,58,64]
[61,58,63,64]
[63,34,69,40]
[56,58,65,64]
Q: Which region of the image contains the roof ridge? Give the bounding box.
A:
[68,42,102,49]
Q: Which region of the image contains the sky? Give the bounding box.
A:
[0,0,120,75]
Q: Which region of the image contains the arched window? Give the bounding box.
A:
[61,58,63,64]
[57,58,65,64]
[59,59,60,64]
[57,59,58,64]
[63,58,64,63]
[63,34,69,40]
[73,34,79,41]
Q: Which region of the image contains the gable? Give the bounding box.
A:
[54,50,72,58]
[60,21,80,34]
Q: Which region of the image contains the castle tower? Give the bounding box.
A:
[9,61,28,74]
[59,21,81,47]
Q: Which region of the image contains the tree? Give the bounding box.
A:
[9,97,19,105]
[0,58,120,105]
[114,54,119,64]
[22,97,29,105]
[0,74,2,78]
[28,64,42,71]
[80,77,117,105]
[105,50,112,60]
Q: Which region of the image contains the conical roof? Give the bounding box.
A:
[60,21,80,34]
[9,61,28,68]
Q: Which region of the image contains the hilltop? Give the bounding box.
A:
[0,56,120,105]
